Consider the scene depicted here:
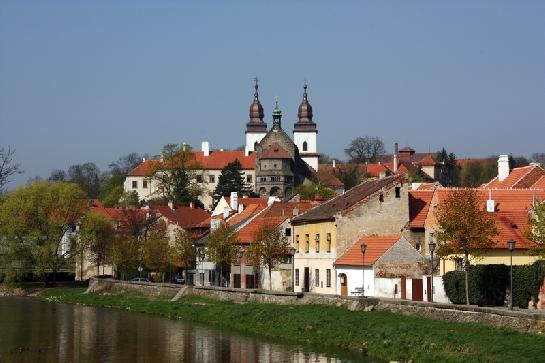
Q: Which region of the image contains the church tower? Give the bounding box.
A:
[293,82,319,170]
[245,78,267,156]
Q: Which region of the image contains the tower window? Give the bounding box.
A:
[395,187,401,198]
[303,141,308,151]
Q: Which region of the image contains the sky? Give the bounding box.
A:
[1,1,544,188]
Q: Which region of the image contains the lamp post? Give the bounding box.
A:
[360,243,367,297]
[428,239,436,303]
[507,239,516,310]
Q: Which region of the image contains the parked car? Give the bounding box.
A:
[131,277,150,283]
[171,275,185,284]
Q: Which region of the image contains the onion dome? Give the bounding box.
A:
[246,78,267,133]
[294,82,317,132]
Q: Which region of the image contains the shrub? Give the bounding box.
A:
[443,265,509,306]
[512,261,545,308]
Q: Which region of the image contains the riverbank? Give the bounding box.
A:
[38,287,545,362]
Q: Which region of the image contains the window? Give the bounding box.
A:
[315,234,320,253]
[247,175,253,183]
[132,180,138,189]
[303,141,308,151]
[315,269,319,287]
[415,243,421,252]
[379,193,384,202]
[395,186,401,198]
[455,258,464,272]
[295,235,300,253]
[305,234,310,253]
[196,175,203,183]
[295,269,299,286]
[209,175,215,183]
[326,269,331,287]
[326,233,332,252]
[260,177,266,182]
[143,180,148,188]
[285,228,291,237]
[271,176,281,182]
[273,163,277,169]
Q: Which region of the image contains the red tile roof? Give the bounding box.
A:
[316,169,344,187]
[226,197,269,208]
[260,143,291,159]
[482,165,545,189]
[409,190,434,228]
[226,204,265,227]
[150,205,210,229]
[128,151,256,176]
[335,234,401,266]
[420,154,438,167]
[533,176,545,189]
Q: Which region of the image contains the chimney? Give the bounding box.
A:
[393,143,399,173]
[293,207,299,216]
[238,203,244,213]
[379,171,386,179]
[168,200,174,210]
[230,192,238,211]
[182,142,187,151]
[202,141,210,157]
[498,155,510,182]
[223,206,230,219]
[142,157,146,162]
[332,159,336,169]
[189,201,194,208]
[267,196,276,206]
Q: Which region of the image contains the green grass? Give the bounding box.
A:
[38,287,545,363]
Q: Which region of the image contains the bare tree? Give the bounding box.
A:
[344,136,386,163]
[0,146,22,193]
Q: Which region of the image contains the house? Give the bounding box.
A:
[290,175,409,294]
[481,155,545,189]
[334,235,429,298]
[124,81,322,209]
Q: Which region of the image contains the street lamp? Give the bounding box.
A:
[507,239,516,310]
[360,243,367,297]
[428,239,436,303]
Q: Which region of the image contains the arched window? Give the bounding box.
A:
[302,141,308,151]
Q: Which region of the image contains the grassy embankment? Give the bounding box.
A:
[38,287,545,363]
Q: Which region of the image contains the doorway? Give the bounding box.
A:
[339,273,348,296]
[412,278,423,301]
[303,268,310,292]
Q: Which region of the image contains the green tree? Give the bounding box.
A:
[460,162,484,187]
[0,146,22,193]
[79,212,116,276]
[67,162,101,198]
[206,223,238,287]
[437,149,459,186]
[0,181,87,283]
[213,159,251,203]
[344,136,386,163]
[337,164,368,191]
[247,223,289,290]
[112,236,141,280]
[171,230,197,282]
[408,167,433,183]
[527,201,545,258]
[293,183,335,200]
[531,153,545,166]
[142,224,171,281]
[435,189,498,305]
[150,143,202,206]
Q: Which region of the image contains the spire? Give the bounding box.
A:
[294,80,316,132]
[246,77,267,133]
[272,96,282,128]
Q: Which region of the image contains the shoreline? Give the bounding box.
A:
[34,287,545,362]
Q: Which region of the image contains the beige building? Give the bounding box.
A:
[290,175,409,294]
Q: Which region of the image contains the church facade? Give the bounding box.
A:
[124,80,319,208]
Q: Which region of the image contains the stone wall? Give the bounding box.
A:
[87,278,181,298]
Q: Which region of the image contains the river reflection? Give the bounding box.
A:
[0,297,368,363]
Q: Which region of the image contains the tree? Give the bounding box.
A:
[337,164,367,190]
[460,162,483,187]
[79,213,116,276]
[509,155,530,169]
[293,183,335,200]
[141,223,171,281]
[171,230,197,282]
[247,223,289,290]
[67,162,101,198]
[531,153,545,166]
[108,152,144,176]
[0,181,87,283]
[344,136,386,163]
[206,223,238,287]
[150,143,202,206]
[213,159,251,203]
[318,153,332,164]
[436,149,459,186]
[435,189,497,305]
[408,167,433,183]
[48,169,67,182]
[112,235,141,280]
[527,201,545,258]
[0,146,22,193]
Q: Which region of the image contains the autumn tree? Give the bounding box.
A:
[79,212,117,276]
[248,223,289,290]
[435,189,497,305]
[112,236,141,281]
[0,146,22,193]
[206,223,238,287]
[213,159,251,203]
[150,143,203,206]
[0,181,87,283]
[141,224,171,281]
[344,136,386,163]
[527,200,545,258]
[171,230,197,283]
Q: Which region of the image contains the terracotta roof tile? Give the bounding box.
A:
[226,197,269,208]
[150,205,210,229]
[260,143,291,159]
[482,165,545,189]
[226,204,265,227]
[335,235,401,266]
[409,190,434,228]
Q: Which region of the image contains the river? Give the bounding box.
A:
[0,297,370,363]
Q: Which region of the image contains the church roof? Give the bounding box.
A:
[260,143,292,159]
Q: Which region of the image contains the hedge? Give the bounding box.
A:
[443,261,545,307]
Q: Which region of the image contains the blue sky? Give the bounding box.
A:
[1,1,544,187]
